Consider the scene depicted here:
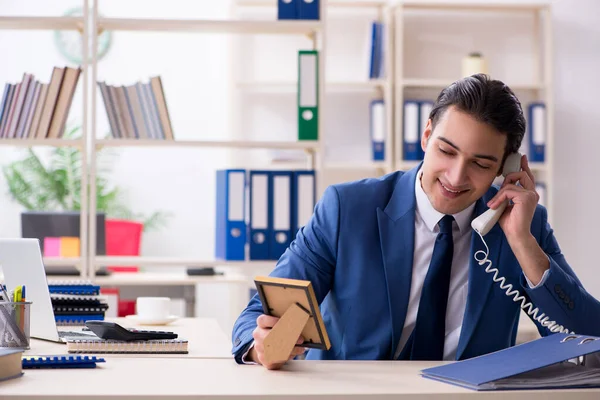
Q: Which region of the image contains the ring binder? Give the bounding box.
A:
[22,355,106,369]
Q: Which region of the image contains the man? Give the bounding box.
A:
[232,74,600,369]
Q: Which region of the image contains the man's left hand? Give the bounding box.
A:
[487,154,540,242]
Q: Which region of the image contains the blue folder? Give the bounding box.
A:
[422,333,600,390]
[215,169,247,261]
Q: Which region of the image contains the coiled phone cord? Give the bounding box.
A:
[474,232,573,335]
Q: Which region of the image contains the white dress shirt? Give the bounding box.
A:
[393,170,546,361]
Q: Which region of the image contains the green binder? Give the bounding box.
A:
[297,50,319,141]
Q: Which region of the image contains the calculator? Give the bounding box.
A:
[84,321,178,341]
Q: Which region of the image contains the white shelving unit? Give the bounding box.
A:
[0,3,91,273]
[84,0,329,283]
[394,0,554,221]
[231,0,395,187]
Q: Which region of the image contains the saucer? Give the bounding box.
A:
[125,314,179,326]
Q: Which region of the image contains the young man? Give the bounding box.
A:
[232,74,600,370]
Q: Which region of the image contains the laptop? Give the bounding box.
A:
[0,238,96,343]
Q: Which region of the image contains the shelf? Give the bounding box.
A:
[398,160,548,173]
[0,16,82,31]
[95,139,319,150]
[0,139,84,147]
[237,79,388,93]
[98,17,322,35]
[325,161,388,170]
[400,1,550,12]
[94,256,277,268]
[236,0,388,8]
[91,271,248,286]
[402,78,545,91]
[43,257,82,267]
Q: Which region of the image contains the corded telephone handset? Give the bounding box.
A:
[470,152,571,334]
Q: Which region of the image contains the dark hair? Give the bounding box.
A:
[429,74,526,159]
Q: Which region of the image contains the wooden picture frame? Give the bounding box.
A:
[254,276,331,363]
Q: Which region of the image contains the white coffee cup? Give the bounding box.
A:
[136,297,171,320]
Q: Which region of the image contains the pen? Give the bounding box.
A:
[22,285,26,302]
[0,284,9,302]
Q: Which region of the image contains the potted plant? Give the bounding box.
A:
[2,125,170,271]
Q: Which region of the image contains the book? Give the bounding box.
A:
[22,355,105,369]
[421,332,600,390]
[0,349,23,382]
[65,337,189,354]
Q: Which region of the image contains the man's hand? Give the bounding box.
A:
[487,154,539,242]
[248,314,306,370]
[487,154,548,284]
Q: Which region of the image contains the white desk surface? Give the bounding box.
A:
[26,317,232,359]
[2,358,599,400]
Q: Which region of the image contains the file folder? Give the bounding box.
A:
[298,50,319,141]
[422,333,600,390]
[370,99,385,161]
[403,100,420,161]
[215,169,247,261]
[419,100,433,160]
[291,170,316,238]
[528,102,546,162]
[249,171,271,260]
[298,0,320,20]
[270,171,293,260]
[278,0,298,20]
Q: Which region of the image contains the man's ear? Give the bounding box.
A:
[421,119,433,153]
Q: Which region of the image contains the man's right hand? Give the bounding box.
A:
[248,314,306,370]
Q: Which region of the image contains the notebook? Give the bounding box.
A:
[421,332,600,390]
[22,355,105,369]
[65,338,189,354]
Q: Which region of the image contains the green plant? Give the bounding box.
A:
[2,125,170,232]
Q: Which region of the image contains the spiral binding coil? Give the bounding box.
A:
[474,232,573,334]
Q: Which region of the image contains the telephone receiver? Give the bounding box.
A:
[471,152,522,236]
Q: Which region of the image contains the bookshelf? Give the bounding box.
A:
[1,0,556,291]
[394,0,555,222]
[0,3,91,277]
[84,0,329,283]
[230,0,395,187]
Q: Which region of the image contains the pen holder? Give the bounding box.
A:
[0,301,32,350]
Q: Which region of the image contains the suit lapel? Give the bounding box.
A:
[456,197,504,360]
[377,166,419,359]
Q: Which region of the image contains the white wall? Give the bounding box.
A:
[551,0,600,297]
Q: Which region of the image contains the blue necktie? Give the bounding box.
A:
[399,215,455,360]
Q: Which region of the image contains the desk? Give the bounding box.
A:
[26,317,232,359]
[1,359,599,399]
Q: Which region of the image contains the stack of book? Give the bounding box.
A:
[47,280,108,326]
[0,66,81,140]
[97,76,174,140]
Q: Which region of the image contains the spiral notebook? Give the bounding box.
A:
[421,333,600,391]
[65,337,189,354]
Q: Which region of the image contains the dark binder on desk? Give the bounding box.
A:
[421,333,600,391]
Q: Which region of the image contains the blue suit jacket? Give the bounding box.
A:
[232,166,600,362]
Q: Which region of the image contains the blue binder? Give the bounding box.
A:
[249,171,271,260]
[298,0,319,20]
[291,170,316,239]
[269,171,293,260]
[422,333,600,390]
[418,100,434,160]
[370,99,385,161]
[403,100,420,161]
[528,102,546,162]
[23,355,106,369]
[278,0,298,19]
[215,169,247,261]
